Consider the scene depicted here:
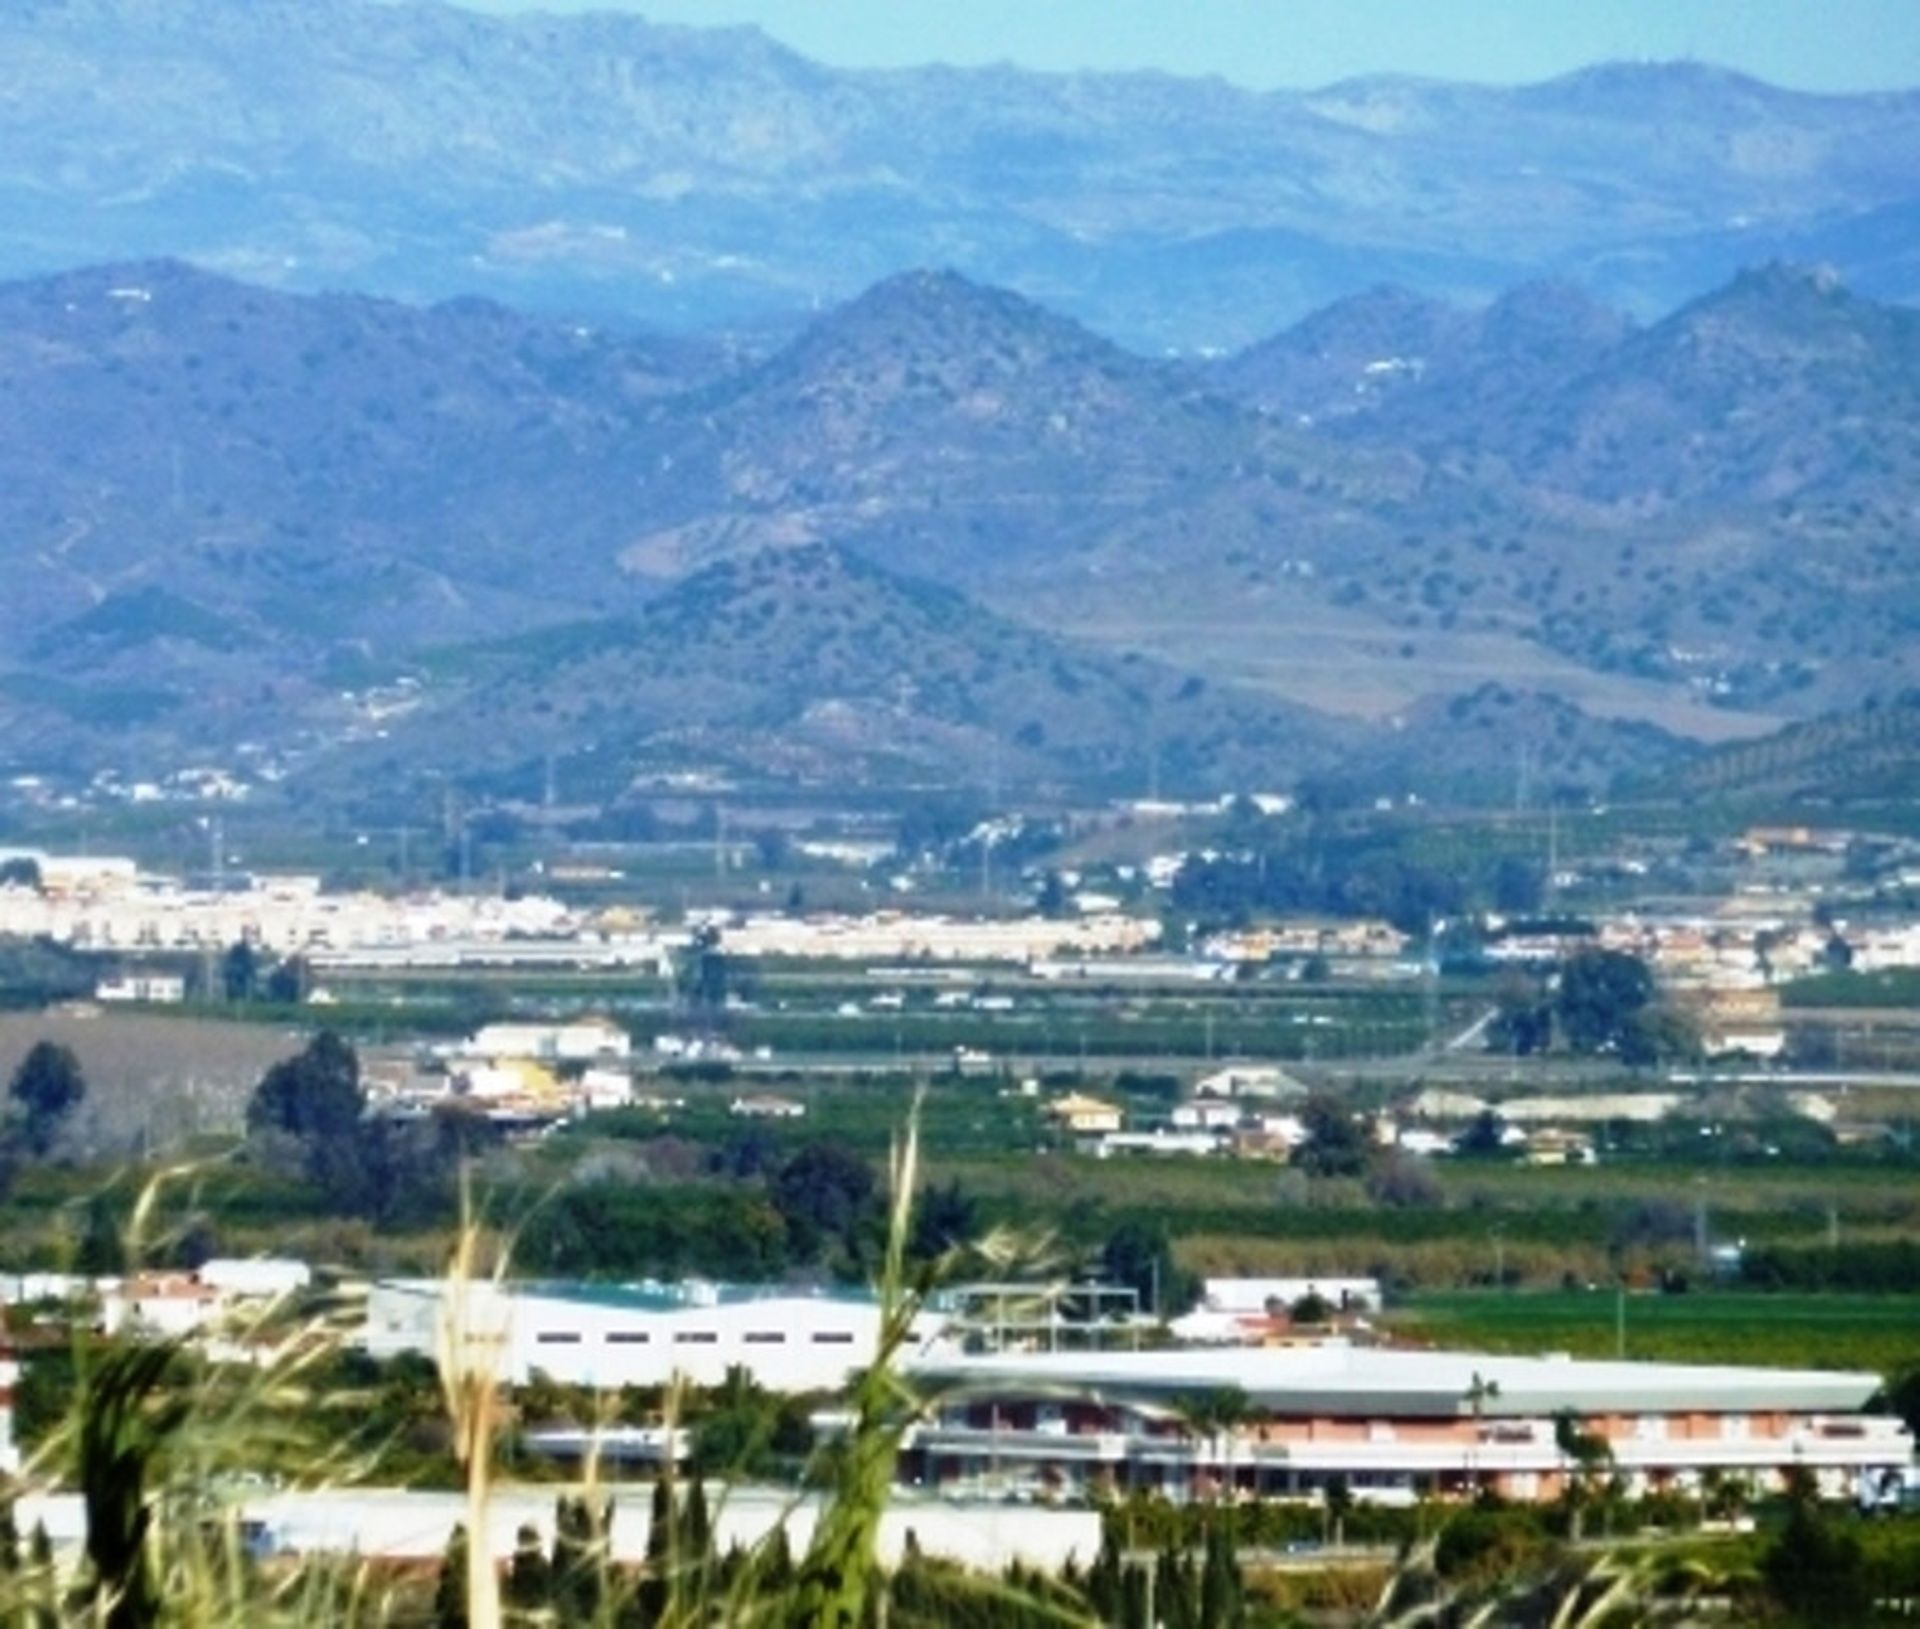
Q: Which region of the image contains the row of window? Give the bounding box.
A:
[533,1329,858,1347]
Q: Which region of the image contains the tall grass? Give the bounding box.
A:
[0,1136,1745,1627]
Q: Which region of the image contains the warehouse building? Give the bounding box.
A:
[364,1279,938,1393]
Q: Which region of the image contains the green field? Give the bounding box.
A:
[1390,1289,1920,1377]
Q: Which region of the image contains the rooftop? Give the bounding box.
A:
[905,1343,1884,1418]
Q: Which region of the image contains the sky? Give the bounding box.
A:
[454,0,1920,93]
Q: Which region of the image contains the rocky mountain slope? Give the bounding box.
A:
[342,544,1352,802]
[1,256,1913,797]
[4,0,1919,347]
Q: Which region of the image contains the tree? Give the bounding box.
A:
[432,1523,470,1629]
[1101,1216,1196,1317]
[1555,949,1654,1055]
[550,1495,610,1624]
[1198,1520,1244,1629]
[0,857,41,889]
[74,1194,127,1276]
[771,1142,877,1264]
[1552,1410,1613,1541]
[221,940,259,1003]
[677,924,731,1015]
[909,1180,979,1261]
[1487,971,1553,1056]
[247,1032,364,1141]
[1455,1109,1510,1160]
[1323,1476,1354,1548]
[1293,1094,1368,1179]
[1763,1479,1868,1623]
[1619,1002,1701,1067]
[1180,1387,1253,1501]
[264,957,307,1005]
[503,1522,551,1624]
[1035,870,1069,918]
[8,1040,85,1157]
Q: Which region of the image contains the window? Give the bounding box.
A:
[811,1331,856,1345]
[606,1332,651,1345]
[1723,1413,1748,1439]
[1635,1415,1667,1441]
[535,1331,582,1345]
[674,1332,719,1345]
[743,1332,786,1345]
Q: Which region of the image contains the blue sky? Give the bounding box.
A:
[457,0,1920,92]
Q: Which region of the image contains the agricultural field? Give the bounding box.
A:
[1389,1289,1920,1377]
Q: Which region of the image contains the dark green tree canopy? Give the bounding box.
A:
[1555,948,1655,1054]
[247,1031,364,1140]
[8,1039,86,1155]
[1293,1093,1369,1179]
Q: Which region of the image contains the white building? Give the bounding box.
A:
[364,1280,933,1392]
[1200,1277,1383,1315]
[901,1344,1910,1507]
[198,1258,313,1300]
[95,972,187,1005]
[466,1019,631,1064]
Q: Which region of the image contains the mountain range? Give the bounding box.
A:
[4,0,1920,348]
[2,251,1913,805]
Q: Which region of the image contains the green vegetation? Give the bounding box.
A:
[1391,1289,1920,1376]
[1783,966,1920,1008]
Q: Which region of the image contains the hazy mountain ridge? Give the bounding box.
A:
[5,0,1920,345]
[0,255,1913,794]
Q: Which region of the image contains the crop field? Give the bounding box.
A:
[1388,1289,1920,1377]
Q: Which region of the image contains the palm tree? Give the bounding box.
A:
[1465,1371,1502,1498]
[1323,1475,1354,1549]
[1178,1386,1255,1503]
[1553,1408,1615,1541]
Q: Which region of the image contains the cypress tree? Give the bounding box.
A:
[504,1522,551,1625]
[432,1523,470,1629]
[1086,1526,1123,1623]
[1198,1521,1243,1629]
[27,1525,55,1629]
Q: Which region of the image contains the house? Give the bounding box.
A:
[1171,1099,1243,1132]
[1045,1093,1124,1136]
[99,1273,222,1339]
[574,1066,634,1112]
[1193,1065,1310,1102]
[468,1017,631,1064]
[1521,1127,1596,1167]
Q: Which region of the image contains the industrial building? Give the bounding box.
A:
[364,1279,936,1392]
[898,1344,1911,1507]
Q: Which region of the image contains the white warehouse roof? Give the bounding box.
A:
[906,1343,1883,1419]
